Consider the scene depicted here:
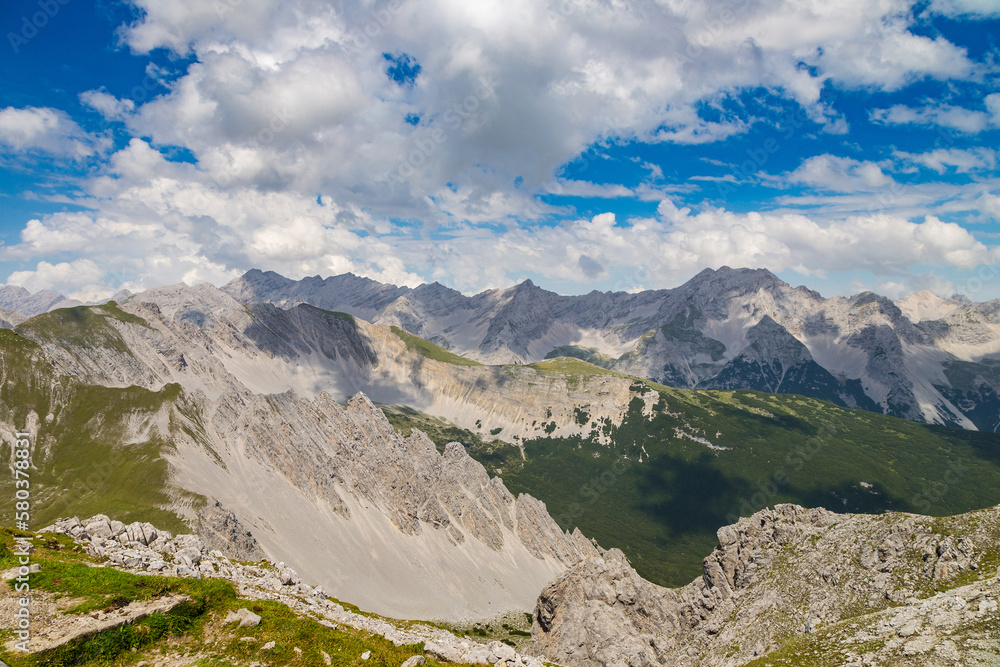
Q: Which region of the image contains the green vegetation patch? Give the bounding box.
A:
[542,345,614,367]
[526,356,628,380]
[379,404,523,473]
[390,327,482,366]
[16,303,147,355]
[430,382,1000,588]
[0,332,194,533]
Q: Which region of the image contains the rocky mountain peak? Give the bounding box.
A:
[896,289,964,322]
[689,266,785,293]
[740,314,809,361]
[225,268,294,297]
[0,284,79,316]
[852,290,901,312]
[409,280,467,311]
[492,278,544,303]
[126,281,245,327]
[516,278,538,290]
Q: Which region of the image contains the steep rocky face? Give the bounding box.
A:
[699,315,878,411]
[936,358,1000,433]
[532,502,1000,667]
[167,388,601,620]
[196,500,267,561]
[219,267,1000,432]
[222,269,410,322]
[375,281,474,348]
[6,296,603,621]
[896,290,965,323]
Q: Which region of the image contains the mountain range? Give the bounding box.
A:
[218,267,1000,432]
[7,267,999,433]
[0,291,605,621]
[3,268,1000,664]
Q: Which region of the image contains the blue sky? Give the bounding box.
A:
[0,0,999,301]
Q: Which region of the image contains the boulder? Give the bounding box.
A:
[175,546,202,567]
[224,608,262,628]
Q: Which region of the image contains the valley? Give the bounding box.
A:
[1,273,1000,665]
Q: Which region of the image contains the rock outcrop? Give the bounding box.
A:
[1,589,192,655]
[167,388,599,621]
[196,500,267,561]
[532,503,1000,666]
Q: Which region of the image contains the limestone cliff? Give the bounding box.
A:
[533,503,1000,666]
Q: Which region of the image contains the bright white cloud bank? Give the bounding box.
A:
[1,0,998,299]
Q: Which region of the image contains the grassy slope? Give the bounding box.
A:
[0,329,195,533]
[385,359,1000,588]
[390,327,483,366]
[15,302,148,355]
[0,529,446,667]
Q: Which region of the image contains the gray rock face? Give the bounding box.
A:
[175,388,592,620]
[532,503,1000,667]
[0,308,27,329]
[0,285,78,316]
[207,389,595,569]
[8,285,606,621]
[197,500,266,562]
[223,269,409,323]
[534,549,679,667]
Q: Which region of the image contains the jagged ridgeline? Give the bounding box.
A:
[385,363,1000,588]
[222,268,1000,433]
[0,296,604,621]
[3,290,1000,605]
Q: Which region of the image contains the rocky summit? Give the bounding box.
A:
[531,503,1000,666]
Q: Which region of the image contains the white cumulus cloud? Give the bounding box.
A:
[0,107,106,158]
[871,94,1000,133]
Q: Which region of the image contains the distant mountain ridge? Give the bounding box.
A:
[6,268,1000,432]
[0,284,79,316]
[221,267,1000,432]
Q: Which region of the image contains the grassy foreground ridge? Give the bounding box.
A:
[0,528,452,667]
